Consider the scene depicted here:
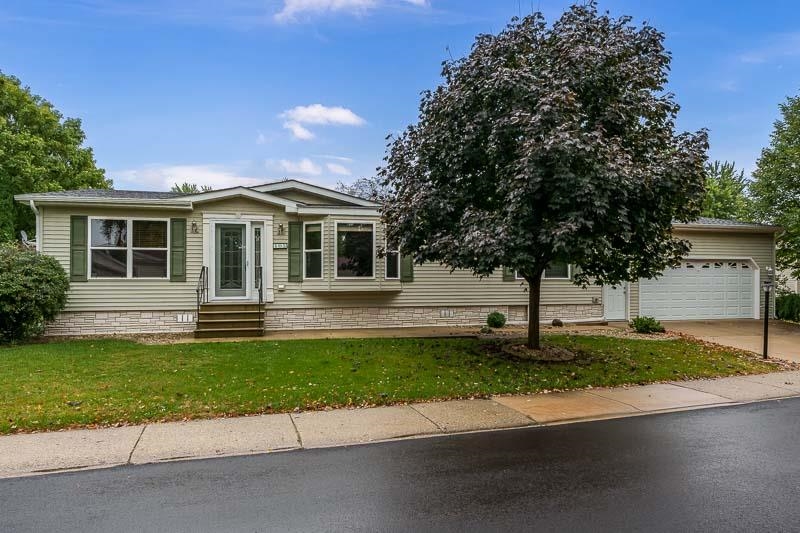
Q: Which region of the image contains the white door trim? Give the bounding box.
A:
[202,213,274,302]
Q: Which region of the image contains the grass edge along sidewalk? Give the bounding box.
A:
[0,333,783,435]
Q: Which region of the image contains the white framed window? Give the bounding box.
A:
[89,217,169,279]
[385,242,400,280]
[335,221,375,278]
[544,261,571,280]
[303,222,323,279]
[515,261,572,280]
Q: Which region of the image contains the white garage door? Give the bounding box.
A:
[640,260,755,320]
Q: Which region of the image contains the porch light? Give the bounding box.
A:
[278,223,284,235]
[191,221,199,234]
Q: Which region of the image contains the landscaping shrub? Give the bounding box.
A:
[776,293,800,323]
[630,316,665,334]
[486,311,507,328]
[0,244,69,342]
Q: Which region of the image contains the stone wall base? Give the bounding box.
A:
[45,304,603,336]
[45,310,197,336]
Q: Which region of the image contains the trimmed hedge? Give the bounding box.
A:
[630,316,665,334]
[0,244,69,342]
[486,311,507,328]
[776,293,800,323]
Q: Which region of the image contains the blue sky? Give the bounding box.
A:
[2,0,800,191]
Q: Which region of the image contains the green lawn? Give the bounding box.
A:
[0,335,779,434]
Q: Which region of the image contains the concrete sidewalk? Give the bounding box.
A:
[2,370,799,479]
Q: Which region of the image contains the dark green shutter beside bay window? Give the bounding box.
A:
[502,267,516,281]
[288,221,302,282]
[400,255,414,282]
[170,218,187,282]
[69,215,88,282]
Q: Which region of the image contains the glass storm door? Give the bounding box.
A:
[215,223,247,297]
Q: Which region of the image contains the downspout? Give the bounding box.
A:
[29,200,41,252]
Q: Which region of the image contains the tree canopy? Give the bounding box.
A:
[701,161,752,221]
[750,95,800,277]
[335,176,389,203]
[0,72,109,242]
[171,182,213,194]
[380,3,708,348]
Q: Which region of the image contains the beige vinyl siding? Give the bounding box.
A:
[40,205,201,311]
[271,214,599,309]
[630,229,776,317]
[39,198,612,312]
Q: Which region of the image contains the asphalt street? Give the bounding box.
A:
[2,398,799,532]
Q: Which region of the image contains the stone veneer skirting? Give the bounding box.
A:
[45,304,603,336]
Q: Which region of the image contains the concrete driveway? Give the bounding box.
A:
[663,319,800,363]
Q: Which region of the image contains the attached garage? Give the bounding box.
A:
[639,260,756,320]
[628,218,780,322]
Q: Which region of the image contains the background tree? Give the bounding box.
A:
[0,72,109,242]
[336,176,390,203]
[750,95,800,277]
[171,182,213,194]
[702,161,752,221]
[380,3,708,349]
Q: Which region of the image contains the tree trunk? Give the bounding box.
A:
[527,274,542,349]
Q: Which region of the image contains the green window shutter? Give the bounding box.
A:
[69,215,88,282]
[502,267,516,281]
[400,255,414,282]
[170,218,187,282]
[288,221,302,282]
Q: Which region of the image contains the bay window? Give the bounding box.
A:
[336,222,374,278]
[304,223,323,279]
[385,244,399,280]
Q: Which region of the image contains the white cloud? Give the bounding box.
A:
[114,164,263,191]
[278,158,322,175]
[256,131,268,145]
[316,154,354,162]
[283,121,316,140]
[282,104,365,126]
[274,0,427,22]
[280,104,365,140]
[326,162,351,175]
[739,32,800,64]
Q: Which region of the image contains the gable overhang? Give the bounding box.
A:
[252,179,380,207]
[184,187,301,211]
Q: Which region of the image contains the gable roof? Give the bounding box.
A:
[251,179,380,207]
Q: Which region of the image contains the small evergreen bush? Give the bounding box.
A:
[0,244,69,342]
[776,294,800,323]
[486,311,507,328]
[630,316,665,334]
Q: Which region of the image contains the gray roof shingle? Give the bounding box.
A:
[24,189,185,199]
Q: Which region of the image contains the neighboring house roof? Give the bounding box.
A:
[676,217,781,233]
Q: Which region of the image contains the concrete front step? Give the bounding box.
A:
[196,303,264,338]
[195,328,264,339]
[196,319,264,331]
[199,303,262,312]
[199,311,264,321]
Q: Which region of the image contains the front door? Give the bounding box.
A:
[215,223,247,298]
[603,284,627,321]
